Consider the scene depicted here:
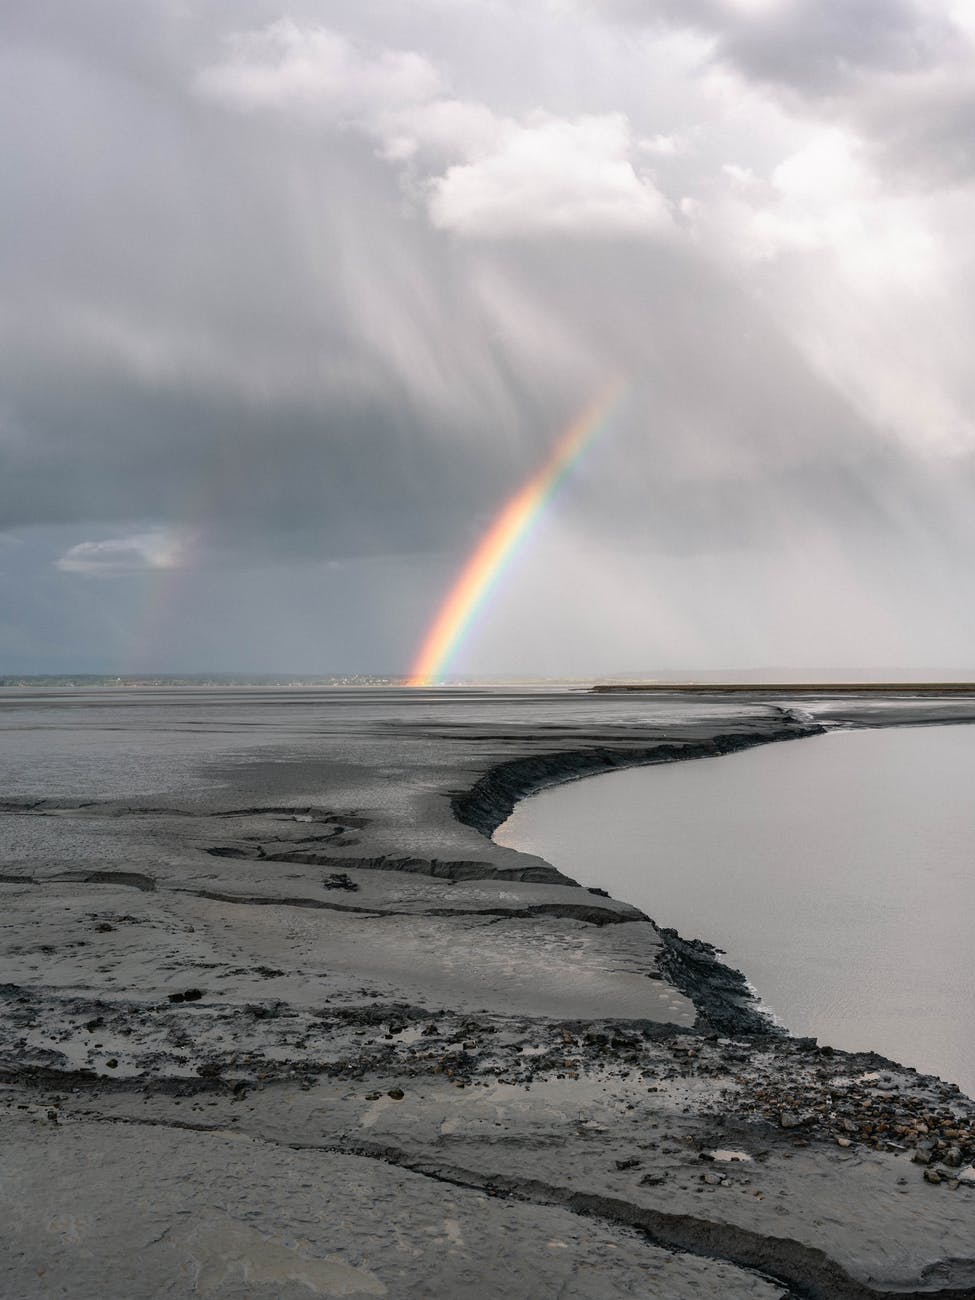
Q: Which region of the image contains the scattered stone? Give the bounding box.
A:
[168,989,204,1004]
[323,873,358,892]
[924,1169,943,1185]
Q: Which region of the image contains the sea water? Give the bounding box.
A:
[496,725,975,1096]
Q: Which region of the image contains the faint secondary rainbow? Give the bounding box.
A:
[408,379,624,687]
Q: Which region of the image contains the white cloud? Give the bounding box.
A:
[374,98,505,162]
[683,126,975,451]
[638,133,684,156]
[56,531,190,578]
[198,26,672,241]
[197,20,440,122]
[427,113,672,237]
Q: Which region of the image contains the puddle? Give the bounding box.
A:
[392,1025,427,1046]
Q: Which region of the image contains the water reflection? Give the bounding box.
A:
[497,726,975,1097]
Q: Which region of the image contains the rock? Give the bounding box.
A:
[365,1092,381,1101]
[836,1137,852,1148]
[924,1169,942,1185]
[911,1148,932,1165]
[387,1088,405,1100]
[167,989,203,1003]
[779,1111,802,1129]
[615,1158,641,1170]
[323,873,358,892]
[944,1145,963,1167]
[105,1059,118,1069]
[639,1173,667,1187]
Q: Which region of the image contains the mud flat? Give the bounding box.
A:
[1,686,975,1298]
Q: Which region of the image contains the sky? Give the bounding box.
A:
[4,0,975,677]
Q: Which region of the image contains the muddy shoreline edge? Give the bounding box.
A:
[452,720,827,1037]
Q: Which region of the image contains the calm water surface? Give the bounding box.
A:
[496,725,975,1096]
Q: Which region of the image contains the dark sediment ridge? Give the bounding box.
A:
[451,726,825,1037]
[451,726,824,838]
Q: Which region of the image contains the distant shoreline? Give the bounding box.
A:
[592,681,975,694]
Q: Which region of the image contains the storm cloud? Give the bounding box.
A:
[3,1,975,675]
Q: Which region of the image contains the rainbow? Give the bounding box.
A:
[408,379,623,687]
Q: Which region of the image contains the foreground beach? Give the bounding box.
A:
[2,687,975,1298]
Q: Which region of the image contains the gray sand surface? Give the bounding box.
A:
[2,686,975,1298]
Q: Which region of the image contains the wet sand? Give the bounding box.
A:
[2,687,975,1298]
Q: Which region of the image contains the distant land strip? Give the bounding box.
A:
[591,681,975,694]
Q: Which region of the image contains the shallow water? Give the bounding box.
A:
[496,725,975,1096]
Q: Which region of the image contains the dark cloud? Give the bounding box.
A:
[2,1,974,673]
[609,0,975,184]
[613,0,956,95]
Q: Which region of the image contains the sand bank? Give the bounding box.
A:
[1,687,974,1297]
